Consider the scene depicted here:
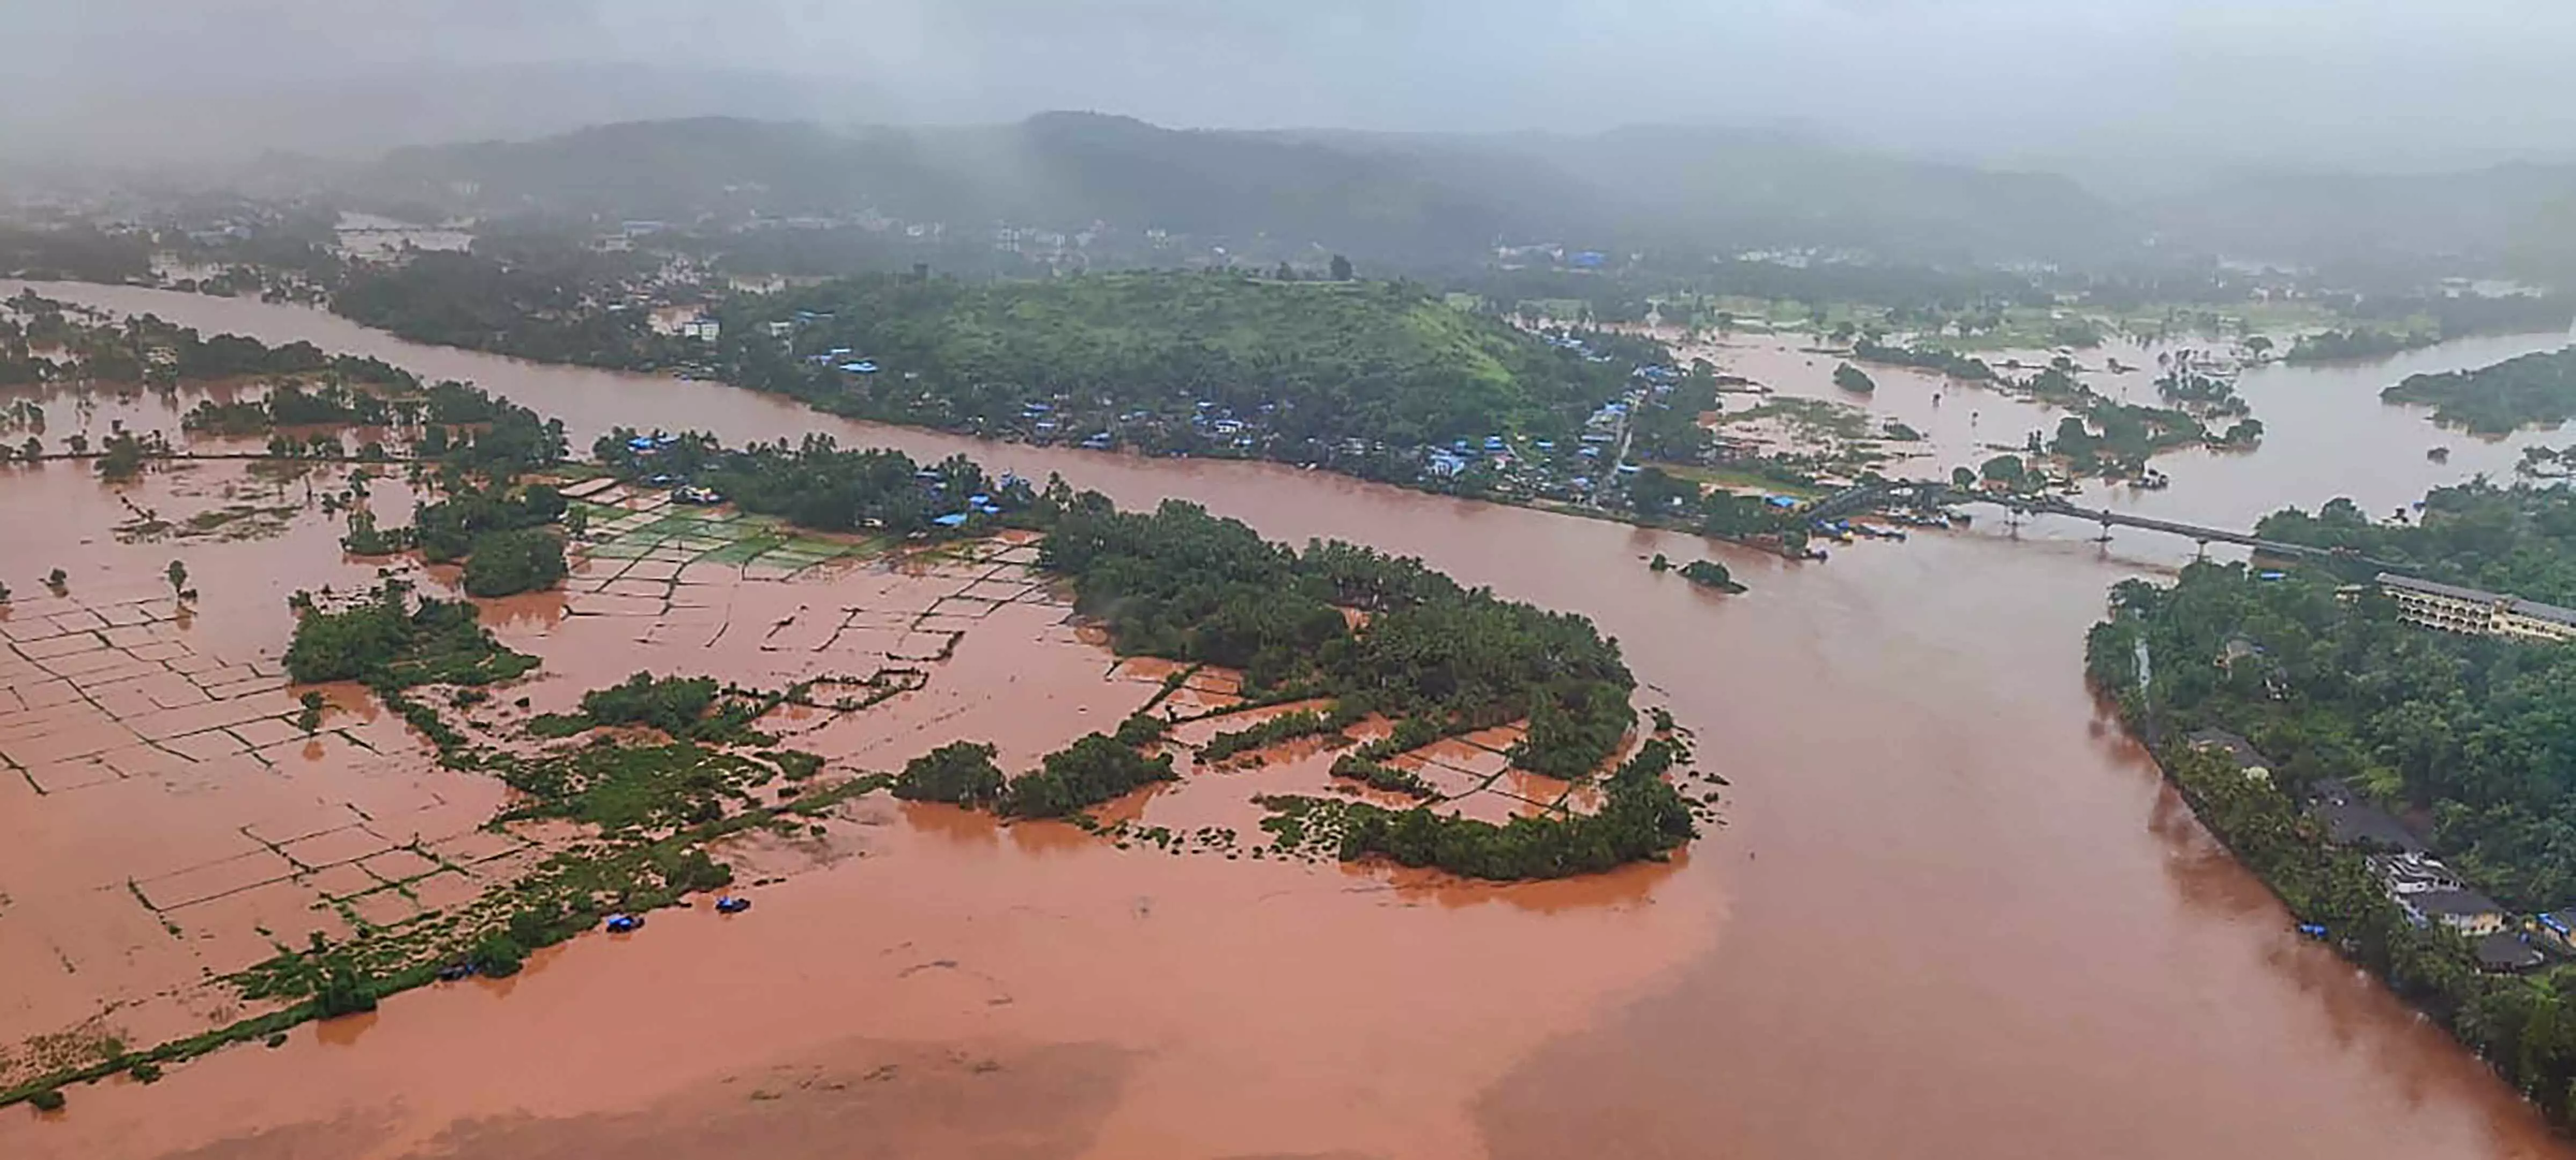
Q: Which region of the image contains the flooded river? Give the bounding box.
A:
[5,283,2572,1159]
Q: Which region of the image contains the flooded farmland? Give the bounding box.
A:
[4,283,2573,1159]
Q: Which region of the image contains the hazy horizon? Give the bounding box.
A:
[9,1,2575,184]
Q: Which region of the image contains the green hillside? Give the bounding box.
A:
[718,271,1649,455]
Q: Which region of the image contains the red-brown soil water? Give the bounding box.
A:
[4,283,2571,1158]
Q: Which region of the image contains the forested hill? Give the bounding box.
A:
[714,271,1653,455]
[345,113,2129,267]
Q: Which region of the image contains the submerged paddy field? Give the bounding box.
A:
[0,383,1708,1111]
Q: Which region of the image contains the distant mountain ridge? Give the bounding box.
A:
[2150,162,2576,284]
[336,112,2576,285]
[345,112,2132,267]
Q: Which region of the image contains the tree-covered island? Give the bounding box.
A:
[2382,346,2576,435]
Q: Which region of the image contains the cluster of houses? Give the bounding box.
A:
[1414,358,1690,504]
[2188,729,2552,972]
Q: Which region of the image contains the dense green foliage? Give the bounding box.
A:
[1678,560,1741,592]
[1851,338,1997,381]
[497,739,767,835]
[282,579,537,690]
[712,272,1641,464]
[315,962,378,1018]
[183,381,399,434]
[2382,347,2576,435]
[334,243,676,366]
[892,741,1008,806]
[1831,363,1876,393]
[519,673,727,742]
[1041,499,1636,777]
[2045,404,2207,477]
[459,526,568,597]
[1627,368,1719,464]
[579,673,721,734]
[412,481,568,563]
[2286,327,2437,364]
[1329,738,1696,879]
[998,733,1177,819]
[410,382,572,478]
[2255,484,2576,602]
[594,430,1035,537]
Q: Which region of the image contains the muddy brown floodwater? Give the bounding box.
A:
[5,282,2574,1159]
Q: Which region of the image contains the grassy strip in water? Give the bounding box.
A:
[1199,701,1362,764]
[1328,754,1439,800]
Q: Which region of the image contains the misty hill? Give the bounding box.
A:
[346,113,2132,268]
[1488,125,2134,263]
[2156,163,2576,284]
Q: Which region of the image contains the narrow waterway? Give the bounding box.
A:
[6,283,2572,1159]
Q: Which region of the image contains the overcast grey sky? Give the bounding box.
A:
[9,1,2573,173]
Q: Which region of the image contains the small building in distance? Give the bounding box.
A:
[2378,573,2576,643]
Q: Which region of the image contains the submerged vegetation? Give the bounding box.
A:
[1200,704,1360,764]
[997,732,1178,819]
[1851,337,1998,382]
[892,741,1008,806]
[1678,560,1743,593]
[458,524,568,597]
[594,429,1038,538]
[1268,736,1698,880]
[281,579,537,690]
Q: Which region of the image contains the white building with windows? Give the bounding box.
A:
[2378,573,2576,643]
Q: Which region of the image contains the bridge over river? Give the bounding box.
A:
[1827,480,2404,570]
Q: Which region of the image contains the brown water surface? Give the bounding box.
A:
[6,284,2571,1158]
